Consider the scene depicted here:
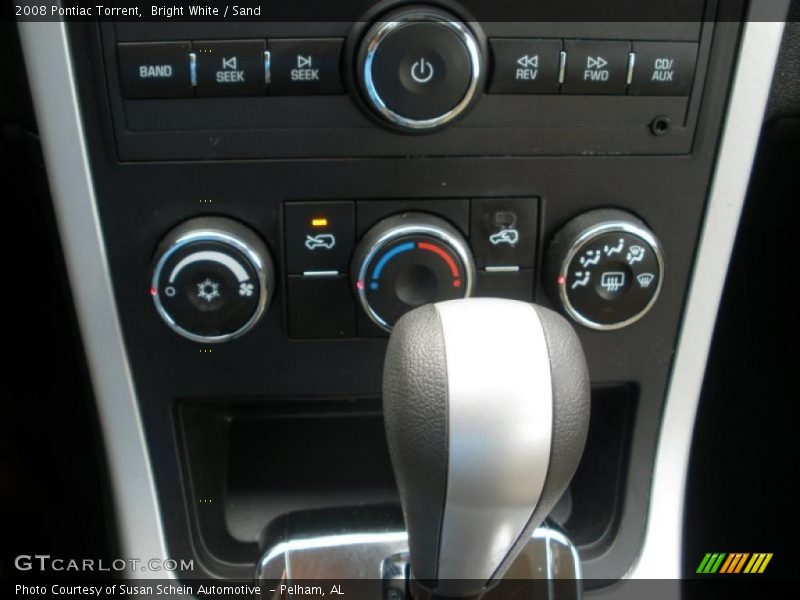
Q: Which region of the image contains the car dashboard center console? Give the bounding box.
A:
[16,0,789,590]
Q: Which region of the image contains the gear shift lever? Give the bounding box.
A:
[383,298,590,599]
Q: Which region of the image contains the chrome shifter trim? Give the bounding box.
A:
[434,299,553,591]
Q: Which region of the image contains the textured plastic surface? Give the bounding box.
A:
[383,304,450,584]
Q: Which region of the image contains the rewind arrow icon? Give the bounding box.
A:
[516,54,539,68]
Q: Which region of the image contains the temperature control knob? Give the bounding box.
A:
[546,209,664,330]
[151,217,274,343]
[352,213,475,331]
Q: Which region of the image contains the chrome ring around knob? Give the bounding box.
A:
[352,213,476,331]
[359,7,483,131]
[546,209,664,331]
[151,217,274,343]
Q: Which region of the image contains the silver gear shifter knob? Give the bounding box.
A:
[383,298,590,599]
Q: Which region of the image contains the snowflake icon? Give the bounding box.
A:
[196,278,221,302]
[239,282,255,297]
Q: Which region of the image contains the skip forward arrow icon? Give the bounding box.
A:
[586,56,608,69]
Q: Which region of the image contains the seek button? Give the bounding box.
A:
[269,38,344,95]
[193,40,267,96]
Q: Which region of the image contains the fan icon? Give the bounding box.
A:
[239,282,255,297]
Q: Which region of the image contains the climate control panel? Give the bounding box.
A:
[149,204,664,341]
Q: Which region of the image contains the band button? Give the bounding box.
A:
[118,41,193,99]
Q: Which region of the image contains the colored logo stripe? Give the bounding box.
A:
[697,553,726,573]
[697,553,773,574]
[744,553,773,573]
[719,553,748,573]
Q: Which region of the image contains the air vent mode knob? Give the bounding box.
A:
[357,5,485,131]
[352,213,476,331]
[546,209,664,330]
[151,217,274,343]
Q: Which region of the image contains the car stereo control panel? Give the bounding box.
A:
[98,0,717,159]
[118,35,697,100]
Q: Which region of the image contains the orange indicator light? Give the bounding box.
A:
[311,217,328,227]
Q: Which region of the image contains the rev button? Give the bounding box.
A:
[488,39,561,94]
[193,40,267,97]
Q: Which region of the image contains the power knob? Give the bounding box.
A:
[151,217,274,342]
[356,5,485,131]
[352,213,475,331]
[546,209,664,330]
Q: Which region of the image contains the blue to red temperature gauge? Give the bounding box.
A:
[352,213,475,331]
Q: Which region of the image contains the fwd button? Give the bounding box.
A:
[562,40,631,94]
